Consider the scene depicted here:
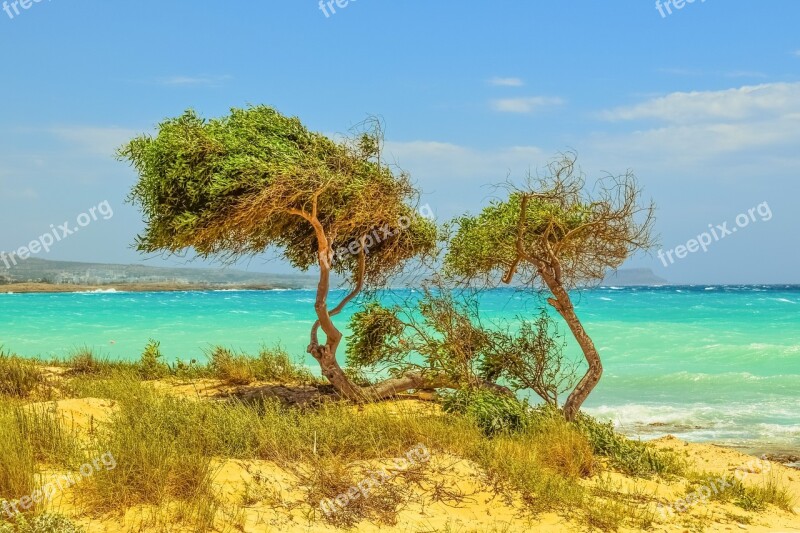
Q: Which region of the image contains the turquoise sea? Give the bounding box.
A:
[1,286,798,453]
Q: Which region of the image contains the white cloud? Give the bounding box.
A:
[488,77,524,87]
[383,140,550,214]
[599,82,800,124]
[384,140,546,186]
[490,96,564,114]
[723,70,767,79]
[589,82,800,172]
[656,67,703,76]
[656,67,766,78]
[158,75,231,87]
[48,126,144,156]
[794,50,800,57]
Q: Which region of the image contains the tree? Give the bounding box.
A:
[118,106,437,400]
[445,153,655,421]
[346,284,574,404]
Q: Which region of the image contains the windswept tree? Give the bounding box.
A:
[445,153,656,420]
[118,106,437,400]
[346,283,575,405]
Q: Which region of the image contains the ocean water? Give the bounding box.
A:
[1,286,798,452]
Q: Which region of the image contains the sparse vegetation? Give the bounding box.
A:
[687,471,796,513]
[206,345,315,385]
[0,354,794,532]
[0,351,43,399]
[575,412,686,477]
[0,513,85,533]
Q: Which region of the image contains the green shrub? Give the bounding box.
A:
[0,351,43,399]
[0,513,84,533]
[139,340,169,380]
[81,391,216,511]
[254,346,313,383]
[207,346,313,385]
[688,471,796,512]
[575,413,685,477]
[442,388,529,436]
[207,347,254,385]
[62,348,136,376]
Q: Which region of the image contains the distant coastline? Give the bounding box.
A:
[0,282,310,294]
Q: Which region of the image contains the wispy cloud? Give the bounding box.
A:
[490,96,564,114]
[794,50,800,57]
[723,71,767,79]
[657,67,766,78]
[657,67,704,76]
[599,82,800,124]
[590,82,800,171]
[158,75,232,87]
[488,77,524,87]
[385,140,545,187]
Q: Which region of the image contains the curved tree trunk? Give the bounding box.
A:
[510,195,604,422]
[300,209,512,403]
[365,371,512,401]
[299,206,365,402]
[543,278,603,422]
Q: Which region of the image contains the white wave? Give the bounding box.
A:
[76,288,119,294]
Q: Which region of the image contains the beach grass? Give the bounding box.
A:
[0,353,796,532]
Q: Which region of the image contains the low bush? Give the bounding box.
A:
[441,388,529,436]
[0,351,43,399]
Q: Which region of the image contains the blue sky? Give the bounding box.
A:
[0,0,798,283]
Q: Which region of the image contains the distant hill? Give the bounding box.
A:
[0,259,668,290]
[600,268,668,286]
[0,258,320,289]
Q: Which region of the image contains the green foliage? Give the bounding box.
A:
[346,302,406,369]
[442,388,529,436]
[444,196,525,282]
[445,190,600,284]
[444,153,653,288]
[346,290,498,383]
[60,348,137,377]
[479,312,575,406]
[575,413,686,478]
[64,348,101,375]
[82,391,217,513]
[687,471,796,513]
[0,513,84,533]
[139,340,169,380]
[118,106,437,285]
[347,291,573,405]
[207,346,314,385]
[0,351,43,399]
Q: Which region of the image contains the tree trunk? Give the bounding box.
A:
[366,371,514,401]
[309,341,363,401]
[304,216,365,401]
[544,279,603,422]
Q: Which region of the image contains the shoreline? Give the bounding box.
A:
[0,282,310,294]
